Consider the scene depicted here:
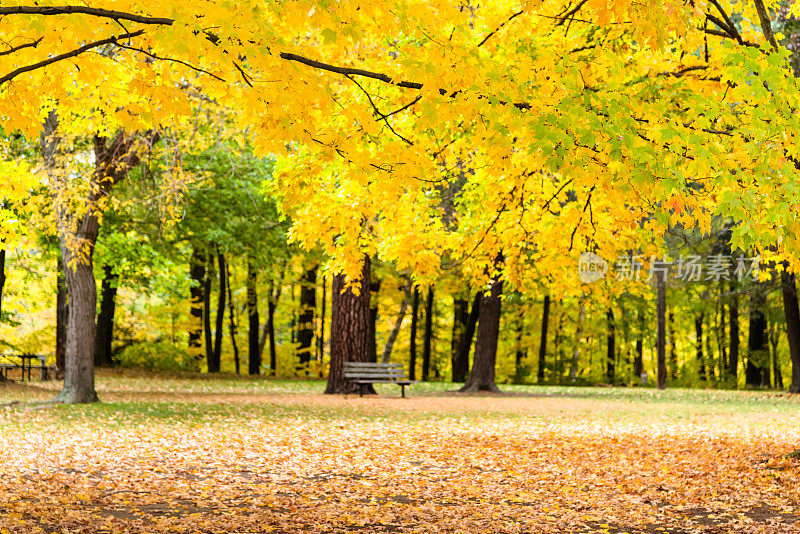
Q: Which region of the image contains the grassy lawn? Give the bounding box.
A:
[1,369,800,533]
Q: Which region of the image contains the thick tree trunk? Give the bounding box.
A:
[56,257,68,373]
[409,288,419,381]
[56,248,99,403]
[246,259,260,375]
[656,274,667,389]
[297,265,318,365]
[453,292,480,383]
[227,262,239,374]
[634,308,644,378]
[781,270,800,393]
[422,286,434,381]
[746,284,770,387]
[514,312,527,382]
[729,278,740,380]
[696,313,706,381]
[382,279,410,363]
[538,295,551,383]
[459,279,503,393]
[451,297,468,375]
[606,308,615,383]
[325,257,372,394]
[93,265,118,367]
[188,248,206,361]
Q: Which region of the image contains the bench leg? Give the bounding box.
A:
[401,384,405,398]
[359,384,364,398]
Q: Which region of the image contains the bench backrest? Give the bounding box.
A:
[343,362,408,380]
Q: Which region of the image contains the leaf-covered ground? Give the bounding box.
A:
[1,370,800,533]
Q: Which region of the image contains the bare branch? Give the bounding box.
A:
[0,30,145,86]
[477,10,524,47]
[753,0,778,50]
[0,37,43,57]
[0,6,174,25]
[114,42,226,81]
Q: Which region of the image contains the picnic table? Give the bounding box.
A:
[0,354,56,381]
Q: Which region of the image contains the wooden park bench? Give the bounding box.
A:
[0,355,56,381]
[343,362,414,398]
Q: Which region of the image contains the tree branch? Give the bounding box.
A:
[0,6,174,25]
[477,10,524,47]
[0,37,43,57]
[0,30,145,86]
[753,0,778,50]
[114,42,225,81]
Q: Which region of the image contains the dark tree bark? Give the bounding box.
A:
[267,294,277,374]
[319,275,327,362]
[203,260,213,368]
[459,279,503,393]
[382,279,411,363]
[208,252,226,373]
[297,265,318,365]
[729,278,740,380]
[325,257,373,394]
[409,287,420,381]
[696,313,706,381]
[717,281,728,377]
[451,297,468,375]
[746,284,770,388]
[188,247,206,361]
[606,308,615,383]
[226,262,239,374]
[0,248,5,327]
[781,270,800,393]
[514,311,527,382]
[569,297,585,382]
[93,265,118,367]
[656,274,667,389]
[538,295,551,383]
[246,259,260,375]
[368,277,381,363]
[56,257,68,373]
[668,310,678,379]
[634,308,644,378]
[453,292,481,383]
[422,286,434,381]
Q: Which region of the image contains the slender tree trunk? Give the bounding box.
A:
[668,310,678,380]
[0,248,5,327]
[634,307,644,378]
[459,279,503,393]
[422,286,434,381]
[246,259,260,375]
[297,265,318,365]
[781,270,800,393]
[93,265,118,367]
[325,257,372,394]
[451,296,468,376]
[208,252,226,373]
[383,279,411,363]
[56,257,68,373]
[268,286,278,374]
[570,297,585,382]
[717,280,728,377]
[769,318,783,390]
[203,260,213,368]
[188,247,206,361]
[729,278,740,381]
[453,292,480,383]
[746,284,770,387]
[514,311,527,382]
[656,274,667,389]
[409,288,419,381]
[319,275,327,362]
[368,277,380,363]
[259,265,284,360]
[227,262,239,374]
[606,308,615,383]
[538,295,551,383]
[696,313,706,381]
